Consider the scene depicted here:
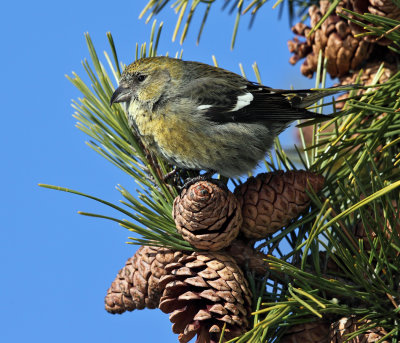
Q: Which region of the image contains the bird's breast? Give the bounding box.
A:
[127,102,208,167]
[126,101,274,176]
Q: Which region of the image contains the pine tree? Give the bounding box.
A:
[40,1,400,342]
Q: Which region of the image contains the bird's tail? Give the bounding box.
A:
[277,85,357,109]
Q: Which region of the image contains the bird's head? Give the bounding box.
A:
[110,57,183,107]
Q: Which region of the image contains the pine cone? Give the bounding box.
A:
[159,251,252,343]
[226,239,270,277]
[173,181,241,251]
[335,58,398,109]
[330,317,389,342]
[281,321,330,343]
[342,0,400,46]
[340,60,397,86]
[105,246,183,314]
[234,171,325,240]
[288,0,372,78]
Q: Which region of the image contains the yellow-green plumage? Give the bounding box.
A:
[110,57,347,177]
[128,99,268,175]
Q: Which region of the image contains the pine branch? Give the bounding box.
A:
[139,0,318,48]
[38,4,400,340]
[39,23,195,251]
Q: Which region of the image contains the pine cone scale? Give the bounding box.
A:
[174,181,242,250]
[159,251,252,342]
[105,246,180,314]
[235,171,324,239]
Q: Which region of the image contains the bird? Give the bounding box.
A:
[110,56,347,178]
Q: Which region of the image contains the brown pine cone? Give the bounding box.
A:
[288,0,372,78]
[296,52,398,142]
[159,251,252,343]
[336,58,398,109]
[341,0,400,46]
[226,239,270,277]
[234,171,325,240]
[173,181,241,251]
[340,59,397,86]
[329,317,390,342]
[281,321,330,343]
[105,246,183,314]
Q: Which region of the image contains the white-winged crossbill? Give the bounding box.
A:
[110,57,344,177]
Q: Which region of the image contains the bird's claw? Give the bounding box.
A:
[180,171,228,192]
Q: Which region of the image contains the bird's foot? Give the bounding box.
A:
[163,167,194,189]
[181,171,228,192]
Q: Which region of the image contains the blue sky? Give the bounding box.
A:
[1,1,318,342]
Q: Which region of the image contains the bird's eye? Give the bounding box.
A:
[137,74,147,82]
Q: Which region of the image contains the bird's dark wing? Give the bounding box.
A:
[183,78,345,124]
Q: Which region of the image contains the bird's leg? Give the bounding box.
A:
[183,170,215,186]
[163,167,193,189]
[163,166,179,182]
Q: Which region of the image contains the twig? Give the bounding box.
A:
[375,24,400,42]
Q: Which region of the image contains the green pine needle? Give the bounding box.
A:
[38,6,400,341]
